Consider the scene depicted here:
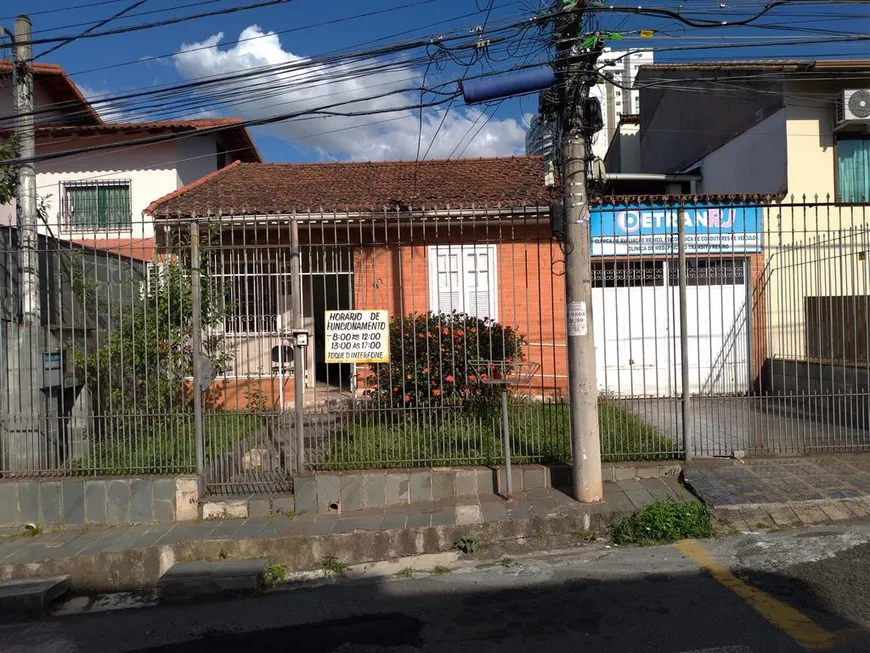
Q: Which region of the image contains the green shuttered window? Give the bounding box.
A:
[63,180,132,230]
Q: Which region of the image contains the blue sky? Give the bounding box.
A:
[3,0,867,163]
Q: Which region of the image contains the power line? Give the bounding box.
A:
[21,0,293,47]
[36,0,150,60]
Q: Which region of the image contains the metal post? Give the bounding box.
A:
[15,15,38,326]
[190,221,205,483]
[677,204,692,459]
[291,216,305,474]
[501,388,513,501]
[558,4,603,502]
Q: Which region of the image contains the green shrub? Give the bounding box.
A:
[611,501,713,545]
[369,311,524,407]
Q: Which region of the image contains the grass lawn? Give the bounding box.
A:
[74,412,270,475]
[314,400,680,471]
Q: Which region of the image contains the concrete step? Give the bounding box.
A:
[0,575,70,623]
[158,560,267,603]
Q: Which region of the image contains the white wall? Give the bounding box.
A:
[176,135,220,187]
[699,108,787,195]
[27,134,222,240]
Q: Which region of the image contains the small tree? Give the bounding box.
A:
[71,227,230,447]
[370,311,525,407]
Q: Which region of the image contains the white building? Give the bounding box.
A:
[0,61,260,259]
[524,49,654,163]
[589,48,654,161]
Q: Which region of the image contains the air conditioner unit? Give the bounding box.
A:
[836,89,870,126]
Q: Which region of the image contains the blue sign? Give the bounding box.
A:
[590,203,762,256]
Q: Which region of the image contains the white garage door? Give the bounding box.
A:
[592,259,749,397]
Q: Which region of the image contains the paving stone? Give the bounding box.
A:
[106,480,131,524]
[17,481,39,524]
[385,472,410,506]
[316,475,341,514]
[339,474,364,512]
[356,515,384,532]
[363,473,386,509]
[455,469,477,497]
[152,496,176,523]
[602,486,635,513]
[62,481,86,525]
[818,501,854,522]
[455,504,483,525]
[381,513,408,531]
[625,489,656,510]
[0,484,18,525]
[272,497,295,516]
[306,519,336,536]
[767,506,801,528]
[294,474,317,514]
[522,466,547,489]
[481,501,508,522]
[476,468,496,495]
[409,471,432,503]
[248,499,271,519]
[405,513,431,529]
[84,481,108,524]
[430,509,455,527]
[130,479,153,523]
[792,504,830,525]
[432,471,455,501]
[506,501,531,521]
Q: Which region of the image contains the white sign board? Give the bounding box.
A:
[567,301,588,337]
[324,310,390,363]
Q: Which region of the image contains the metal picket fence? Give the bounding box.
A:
[1,200,869,495]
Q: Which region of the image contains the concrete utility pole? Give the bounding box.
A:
[15,14,39,326]
[556,2,603,502]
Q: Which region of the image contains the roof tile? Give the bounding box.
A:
[148,156,552,216]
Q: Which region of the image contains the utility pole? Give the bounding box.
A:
[15,14,38,326]
[555,1,603,502]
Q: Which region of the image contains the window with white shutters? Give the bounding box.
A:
[428,245,498,320]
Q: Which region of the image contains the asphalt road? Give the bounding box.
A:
[4,522,870,653]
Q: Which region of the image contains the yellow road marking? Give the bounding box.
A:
[674,539,837,651]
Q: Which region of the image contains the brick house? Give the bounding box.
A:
[146,156,767,409]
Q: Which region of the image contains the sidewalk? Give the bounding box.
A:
[0,478,689,594]
[683,454,870,530]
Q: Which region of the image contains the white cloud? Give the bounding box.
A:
[173,26,526,161]
[77,84,130,122]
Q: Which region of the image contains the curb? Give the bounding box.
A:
[0,508,625,594]
[710,496,870,532]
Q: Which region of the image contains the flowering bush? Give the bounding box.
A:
[369,311,525,406]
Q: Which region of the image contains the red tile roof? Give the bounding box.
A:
[0,60,102,126]
[14,118,262,163]
[70,237,155,262]
[147,156,552,217]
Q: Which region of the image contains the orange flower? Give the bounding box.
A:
[393,386,399,392]
[445,375,455,383]
[432,388,441,398]
[442,327,449,335]
[423,368,429,374]
[480,373,488,380]
[418,333,425,339]
[407,374,413,380]
[403,394,411,403]
[468,375,477,382]
[455,329,465,336]
[470,327,477,333]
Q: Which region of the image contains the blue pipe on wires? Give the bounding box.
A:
[461,66,555,104]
